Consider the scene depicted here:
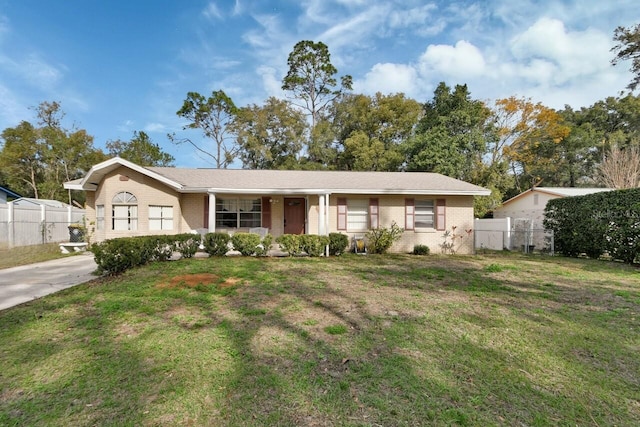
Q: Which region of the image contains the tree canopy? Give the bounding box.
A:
[173,90,239,168]
[612,23,640,91]
[282,40,352,129]
[0,102,105,205]
[107,131,174,167]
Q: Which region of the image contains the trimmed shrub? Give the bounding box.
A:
[255,234,273,257]
[329,233,349,256]
[365,222,404,254]
[231,232,262,256]
[301,234,330,257]
[275,234,303,256]
[92,237,146,275]
[203,232,231,256]
[173,233,201,258]
[413,244,430,255]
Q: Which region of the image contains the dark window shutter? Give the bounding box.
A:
[262,197,272,229]
[369,198,379,229]
[337,198,347,231]
[436,199,446,231]
[405,198,415,230]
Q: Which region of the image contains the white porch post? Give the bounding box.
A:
[208,193,216,233]
[318,194,325,235]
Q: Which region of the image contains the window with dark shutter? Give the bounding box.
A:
[369,198,379,229]
[405,198,415,230]
[337,198,347,231]
[436,199,446,231]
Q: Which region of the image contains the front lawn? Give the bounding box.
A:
[1,253,639,426]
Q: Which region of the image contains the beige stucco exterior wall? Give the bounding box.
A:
[324,194,475,254]
[493,191,561,229]
[91,166,183,242]
[84,167,477,254]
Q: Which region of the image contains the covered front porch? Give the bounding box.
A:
[205,192,331,238]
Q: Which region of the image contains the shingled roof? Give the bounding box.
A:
[65,157,490,196]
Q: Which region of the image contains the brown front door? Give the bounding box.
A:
[284,198,305,234]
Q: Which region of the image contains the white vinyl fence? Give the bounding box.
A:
[475,217,554,254]
[0,202,85,248]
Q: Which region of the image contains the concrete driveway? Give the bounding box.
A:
[0,253,98,311]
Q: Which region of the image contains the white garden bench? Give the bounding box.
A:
[59,242,88,254]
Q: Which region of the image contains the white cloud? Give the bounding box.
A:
[203,2,223,20]
[419,40,486,79]
[355,63,419,96]
[256,66,283,98]
[317,5,390,49]
[388,4,436,29]
[144,122,166,133]
[510,17,611,83]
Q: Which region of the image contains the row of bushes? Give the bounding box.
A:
[544,188,640,263]
[91,232,352,275]
[91,233,201,275]
[91,225,417,275]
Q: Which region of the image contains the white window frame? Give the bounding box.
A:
[112,191,138,231]
[215,198,261,229]
[414,199,435,229]
[96,205,104,231]
[347,199,368,232]
[149,205,173,231]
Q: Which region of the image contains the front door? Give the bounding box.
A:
[284,198,305,234]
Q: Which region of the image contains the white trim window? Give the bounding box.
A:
[215,198,261,228]
[149,205,173,230]
[347,199,368,232]
[414,199,435,229]
[96,205,105,230]
[112,191,138,231]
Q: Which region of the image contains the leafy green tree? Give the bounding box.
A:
[282,40,352,129]
[0,102,105,204]
[233,97,307,169]
[0,121,43,198]
[404,83,505,216]
[332,92,421,171]
[107,131,174,166]
[173,90,238,168]
[580,94,640,145]
[611,23,640,91]
[405,83,491,180]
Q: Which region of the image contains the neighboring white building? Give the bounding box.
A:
[493,187,613,230]
[11,198,71,208]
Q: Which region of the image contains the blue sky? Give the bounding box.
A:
[0,0,638,167]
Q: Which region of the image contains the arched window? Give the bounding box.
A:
[112,191,138,231]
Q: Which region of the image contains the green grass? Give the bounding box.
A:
[1,253,639,426]
[0,243,68,269]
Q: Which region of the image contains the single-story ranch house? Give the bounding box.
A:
[65,157,490,254]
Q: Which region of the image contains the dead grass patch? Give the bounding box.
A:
[155,273,242,290]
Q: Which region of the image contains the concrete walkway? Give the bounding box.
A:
[0,253,98,311]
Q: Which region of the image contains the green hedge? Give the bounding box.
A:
[202,232,231,256]
[544,188,640,263]
[276,234,329,257]
[92,234,200,275]
[328,233,349,256]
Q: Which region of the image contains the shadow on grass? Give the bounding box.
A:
[1,254,639,425]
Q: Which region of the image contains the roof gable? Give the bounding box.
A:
[499,187,613,207]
